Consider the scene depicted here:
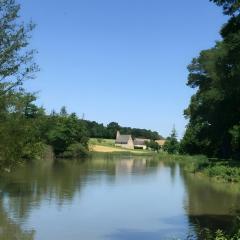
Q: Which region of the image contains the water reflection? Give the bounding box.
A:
[0,156,239,240]
[181,170,240,237]
[0,198,35,240]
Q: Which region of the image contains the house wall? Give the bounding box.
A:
[115,139,134,150]
[127,139,134,149]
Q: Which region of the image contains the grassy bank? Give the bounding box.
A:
[156,153,240,183]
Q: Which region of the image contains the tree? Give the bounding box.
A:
[46,113,89,156]
[210,0,240,15]
[0,0,41,168]
[146,140,160,152]
[229,123,240,159]
[0,93,46,168]
[163,127,179,154]
[0,0,38,97]
[182,2,240,159]
[106,122,120,139]
[60,106,67,116]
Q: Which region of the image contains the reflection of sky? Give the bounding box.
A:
[21,161,187,240]
[2,158,240,240]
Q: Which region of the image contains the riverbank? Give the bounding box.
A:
[157,153,240,183]
[88,141,240,183]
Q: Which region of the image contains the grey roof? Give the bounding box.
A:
[116,135,132,144]
[133,138,150,146]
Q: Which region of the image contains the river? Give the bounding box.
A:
[0,155,239,240]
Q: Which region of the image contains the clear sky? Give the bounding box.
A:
[20,0,227,138]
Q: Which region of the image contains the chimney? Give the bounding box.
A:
[116,131,120,139]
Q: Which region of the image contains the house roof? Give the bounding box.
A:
[133,138,150,146]
[116,135,132,144]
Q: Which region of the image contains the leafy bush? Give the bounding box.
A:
[46,113,89,156]
[204,165,240,182]
[22,142,46,160]
[146,140,160,151]
[214,229,240,240]
[61,143,88,159]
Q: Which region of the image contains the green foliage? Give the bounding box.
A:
[158,152,240,183]
[211,229,240,240]
[195,228,240,240]
[146,140,160,151]
[85,120,164,140]
[0,0,45,169]
[0,93,46,168]
[182,6,240,159]
[163,127,180,154]
[0,1,90,168]
[60,106,68,116]
[203,163,240,182]
[89,138,115,147]
[210,0,240,15]
[106,122,121,139]
[229,123,240,158]
[61,143,88,158]
[0,0,38,96]
[45,111,89,156]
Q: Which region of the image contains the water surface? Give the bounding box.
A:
[0,155,240,240]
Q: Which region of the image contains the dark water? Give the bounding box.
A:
[0,155,240,240]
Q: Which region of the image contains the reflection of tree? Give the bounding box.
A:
[181,170,240,236]
[0,155,156,239]
[163,162,178,183]
[0,199,35,240]
[0,157,117,220]
[0,156,155,220]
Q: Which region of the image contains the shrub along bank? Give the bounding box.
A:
[157,153,240,183]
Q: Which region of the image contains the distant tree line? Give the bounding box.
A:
[84,120,164,140]
[181,0,240,159]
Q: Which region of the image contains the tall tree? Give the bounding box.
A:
[0,0,38,96]
[163,127,179,154]
[210,0,240,15]
[182,1,240,159]
[0,0,40,168]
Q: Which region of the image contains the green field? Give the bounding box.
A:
[89,138,115,147]
[89,138,154,155]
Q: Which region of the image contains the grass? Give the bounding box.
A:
[202,162,240,183]
[89,138,115,147]
[89,138,155,155]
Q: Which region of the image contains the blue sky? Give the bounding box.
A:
[20,0,227,138]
